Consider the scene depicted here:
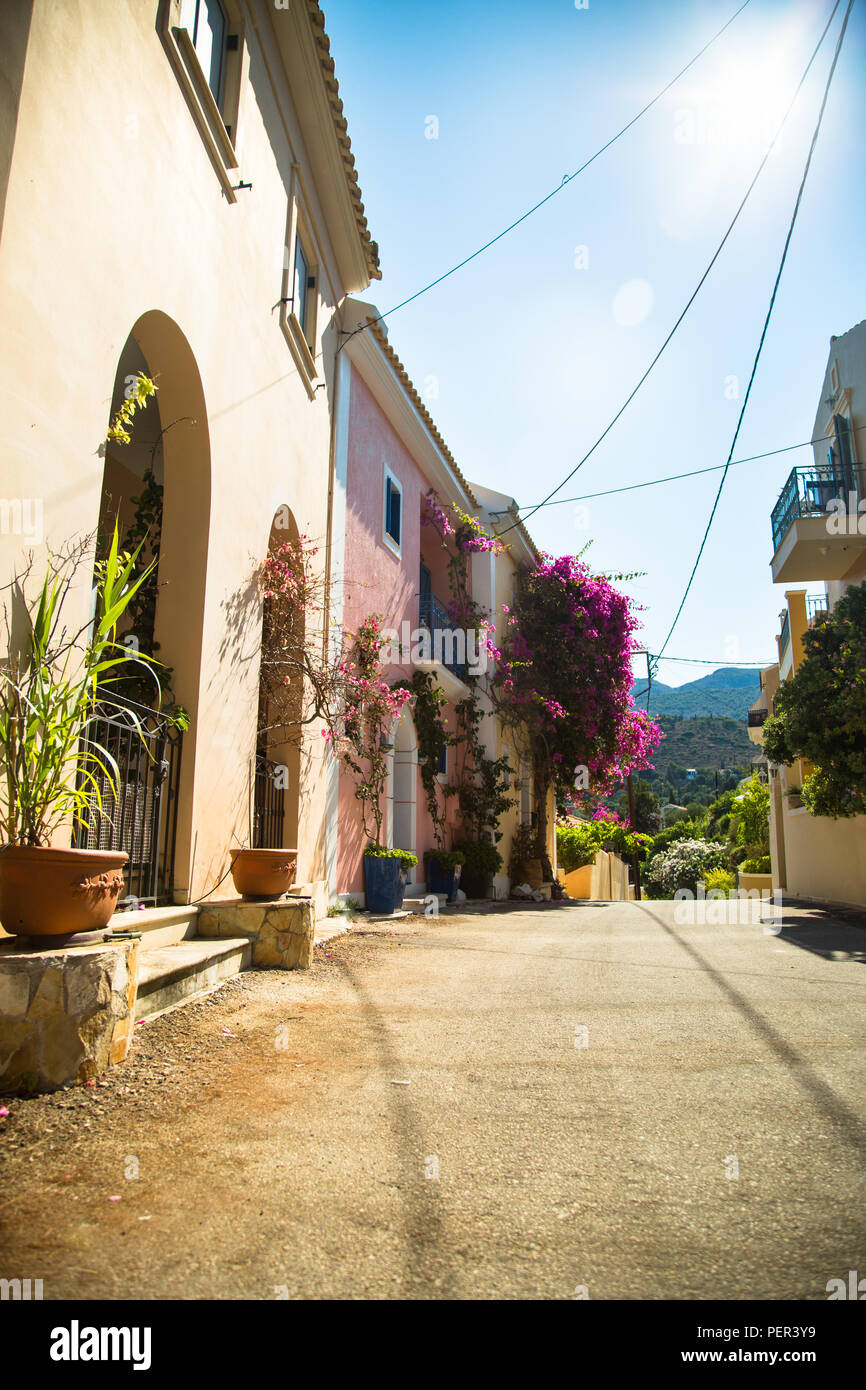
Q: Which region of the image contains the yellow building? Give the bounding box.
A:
[751,321,866,908]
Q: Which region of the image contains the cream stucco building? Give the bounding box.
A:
[0,0,381,916]
[749,321,866,908]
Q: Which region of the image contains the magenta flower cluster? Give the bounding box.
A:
[497,551,663,796]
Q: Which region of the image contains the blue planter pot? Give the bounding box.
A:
[364,855,402,915]
[425,855,459,903]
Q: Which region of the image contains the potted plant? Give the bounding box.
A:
[454,840,502,899]
[0,522,185,937]
[423,846,465,902]
[229,755,298,898]
[364,845,417,914]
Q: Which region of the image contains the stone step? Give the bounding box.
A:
[133,937,251,1021]
[107,904,200,951]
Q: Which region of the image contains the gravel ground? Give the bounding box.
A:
[1,899,864,1301]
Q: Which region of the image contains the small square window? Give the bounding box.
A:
[384,469,402,551]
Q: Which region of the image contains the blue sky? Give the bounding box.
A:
[324,0,866,687]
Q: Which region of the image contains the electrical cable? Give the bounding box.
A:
[336,0,754,353]
[514,423,866,510]
[498,0,842,536]
[654,0,853,669]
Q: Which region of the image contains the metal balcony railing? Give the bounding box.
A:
[771,464,861,553]
[747,709,768,727]
[806,594,829,624]
[418,592,467,680]
[73,691,183,906]
[779,609,790,656]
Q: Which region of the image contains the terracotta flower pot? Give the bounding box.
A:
[229,848,297,898]
[0,845,128,938]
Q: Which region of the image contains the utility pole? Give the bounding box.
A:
[627,773,642,902]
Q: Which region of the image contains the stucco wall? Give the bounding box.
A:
[336,366,466,894]
[0,1,355,900]
[776,803,866,909]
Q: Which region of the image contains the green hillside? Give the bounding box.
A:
[632,666,761,720]
[652,715,755,776]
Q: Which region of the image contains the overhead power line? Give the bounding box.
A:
[500,0,843,536]
[515,423,866,510]
[337,0,754,353]
[654,0,853,668]
[647,654,774,667]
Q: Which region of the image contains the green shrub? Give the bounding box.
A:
[422,848,466,869]
[740,856,771,874]
[644,838,726,899]
[453,841,502,875]
[650,819,704,857]
[365,846,418,870]
[556,821,604,872]
[702,867,737,896]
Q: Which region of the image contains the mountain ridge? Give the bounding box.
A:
[632,666,760,720]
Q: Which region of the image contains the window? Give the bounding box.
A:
[161,0,243,199]
[437,744,448,777]
[384,469,402,552]
[293,235,316,344]
[180,0,227,106]
[279,184,320,392]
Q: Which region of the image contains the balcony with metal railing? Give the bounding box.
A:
[771,464,856,552]
[418,591,468,681]
[805,593,829,625]
[770,461,866,582]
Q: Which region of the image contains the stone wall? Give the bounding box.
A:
[198,899,315,970]
[0,938,139,1094]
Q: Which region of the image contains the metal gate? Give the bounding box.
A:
[253,752,286,849]
[73,692,183,906]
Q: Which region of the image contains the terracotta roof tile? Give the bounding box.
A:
[306,2,382,282]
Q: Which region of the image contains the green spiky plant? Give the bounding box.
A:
[0,521,187,848]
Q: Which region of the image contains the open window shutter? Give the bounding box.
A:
[834,414,854,482]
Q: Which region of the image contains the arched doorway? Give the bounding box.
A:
[90,312,210,903]
[254,507,304,851]
[391,706,417,882]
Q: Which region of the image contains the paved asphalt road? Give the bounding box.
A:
[2,898,865,1300]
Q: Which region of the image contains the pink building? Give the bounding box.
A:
[331,302,481,899]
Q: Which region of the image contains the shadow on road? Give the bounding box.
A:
[330,950,458,1297]
[635,903,866,1163]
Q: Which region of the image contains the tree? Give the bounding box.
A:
[615,778,659,832]
[762,582,866,817]
[496,553,662,875]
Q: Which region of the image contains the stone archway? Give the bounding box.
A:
[255,506,304,852]
[98,311,211,903]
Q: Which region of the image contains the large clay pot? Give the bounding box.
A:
[229,848,297,898]
[0,845,128,937]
